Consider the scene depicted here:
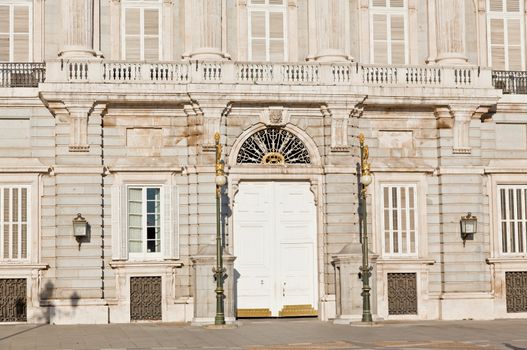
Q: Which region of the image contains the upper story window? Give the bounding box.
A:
[128,186,162,259]
[498,185,527,255]
[0,1,32,62]
[248,0,287,61]
[369,0,408,65]
[381,184,418,256]
[487,0,525,70]
[122,0,162,60]
[0,186,30,261]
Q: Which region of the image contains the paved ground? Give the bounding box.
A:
[0,318,526,350]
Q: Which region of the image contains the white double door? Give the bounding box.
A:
[234,181,317,316]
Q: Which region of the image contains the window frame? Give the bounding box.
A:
[0,0,33,62]
[372,172,428,260]
[486,0,526,70]
[111,173,179,262]
[247,0,288,62]
[0,185,31,262]
[497,184,527,256]
[127,185,163,260]
[121,0,162,61]
[368,0,409,65]
[380,183,419,257]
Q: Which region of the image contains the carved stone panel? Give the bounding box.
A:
[130,276,162,321]
[506,271,527,313]
[387,273,417,315]
[0,278,27,322]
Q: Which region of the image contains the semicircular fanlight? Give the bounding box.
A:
[236,128,311,165]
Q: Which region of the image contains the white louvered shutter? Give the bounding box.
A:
[390,15,405,64]
[13,5,29,61]
[373,14,388,64]
[370,0,407,64]
[248,0,287,61]
[487,0,524,70]
[490,18,506,69]
[123,3,161,60]
[0,5,9,61]
[124,7,141,60]
[269,11,285,61]
[0,3,31,62]
[143,8,159,60]
[250,10,267,61]
[507,19,521,69]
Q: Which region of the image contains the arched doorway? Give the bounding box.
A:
[231,126,320,317]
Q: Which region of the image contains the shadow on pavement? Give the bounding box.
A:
[0,324,47,342]
[504,344,527,350]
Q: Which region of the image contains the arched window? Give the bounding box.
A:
[236,128,310,165]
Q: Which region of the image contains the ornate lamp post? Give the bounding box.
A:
[358,133,373,323]
[213,132,227,325]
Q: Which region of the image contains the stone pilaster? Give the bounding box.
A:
[184,0,230,60]
[434,0,468,65]
[59,0,97,58]
[308,0,350,62]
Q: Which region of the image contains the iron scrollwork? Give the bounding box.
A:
[387,273,418,315]
[506,271,527,313]
[130,276,162,321]
[236,128,311,165]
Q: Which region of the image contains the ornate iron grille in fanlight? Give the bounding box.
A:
[236,128,311,165]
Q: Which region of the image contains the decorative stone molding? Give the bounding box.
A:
[45,101,103,152]
[325,104,363,152]
[260,106,290,126]
[448,105,490,154]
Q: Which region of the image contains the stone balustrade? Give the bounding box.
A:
[44,59,495,90]
[0,63,46,88]
[492,70,527,95]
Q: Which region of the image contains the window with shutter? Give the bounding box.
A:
[248,0,287,61]
[369,0,408,64]
[381,184,418,256]
[122,0,161,60]
[0,186,30,261]
[498,185,527,255]
[0,2,31,62]
[487,0,525,70]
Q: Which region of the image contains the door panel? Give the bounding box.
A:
[234,181,317,317]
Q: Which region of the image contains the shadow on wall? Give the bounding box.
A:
[35,281,81,324]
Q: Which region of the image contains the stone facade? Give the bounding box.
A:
[0,0,526,324]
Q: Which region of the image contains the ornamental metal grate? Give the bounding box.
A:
[130,276,162,321]
[506,271,527,313]
[0,279,26,322]
[236,128,311,165]
[387,273,418,315]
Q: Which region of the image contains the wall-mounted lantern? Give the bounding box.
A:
[460,212,477,246]
[73,213,88,237]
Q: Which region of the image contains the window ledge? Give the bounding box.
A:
[110,260,183,269]
[486,257,527,264]
[376,258,435,265]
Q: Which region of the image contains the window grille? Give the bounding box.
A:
[236,128,310,165]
